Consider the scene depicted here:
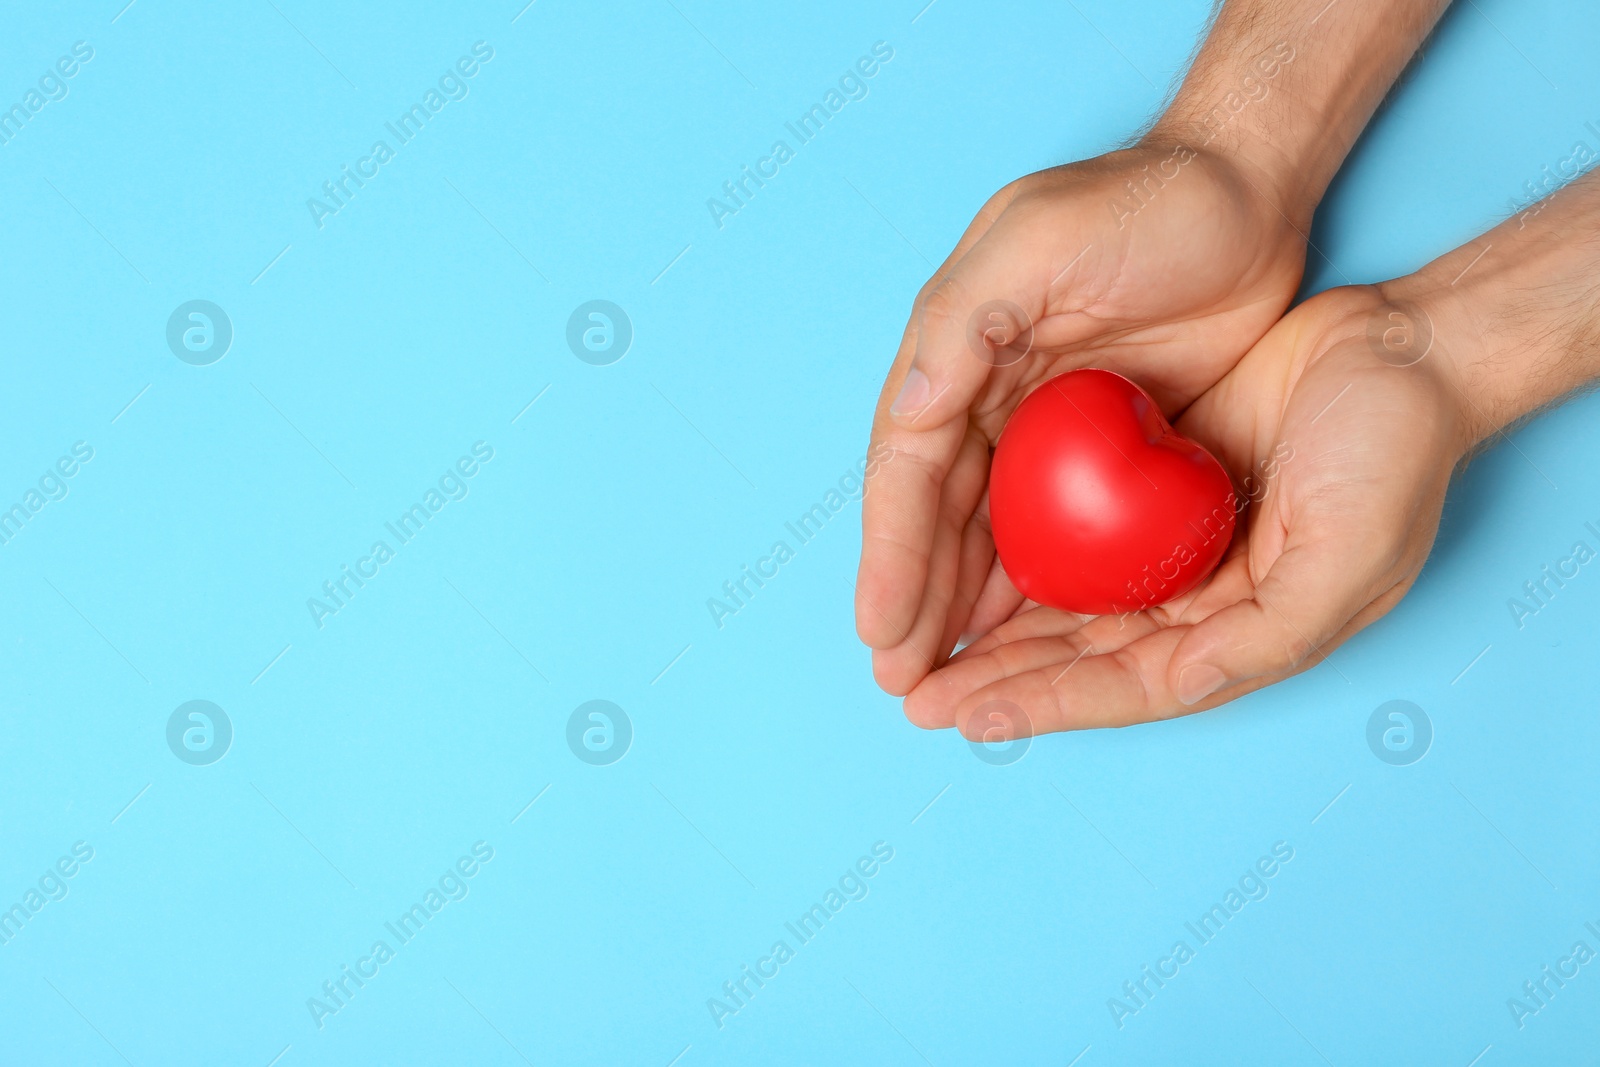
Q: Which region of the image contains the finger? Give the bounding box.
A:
[865,520,956,695]
[958,586,1185,662]
[855,418,969,648]
[953,605,1095,662]
[951,625,1192,736]
[894,203,1096,431]
[856,190,1106,649]
[937,494,1001,661]
[869,426,990,694]
[961,555,1026,645]
[1166,535,1380,706]
[910,610,1168,731]
[1158,541,1257,627]
[857,186,1116,648]
[1006,597,1042,623]
[904,634,1094,731]
[854,228,1007,652]
[867,180,1027,429]
[948,491,1028,643]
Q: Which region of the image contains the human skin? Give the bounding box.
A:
[904,167,1600,737]
[854,0,1452,698]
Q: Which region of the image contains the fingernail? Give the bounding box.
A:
[891,367,931,418]
[1176,665,1227,706]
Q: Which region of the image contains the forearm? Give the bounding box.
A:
[1389,168,1600,441]
[1148,0,1453,228]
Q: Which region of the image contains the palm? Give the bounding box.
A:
[902,288,1470,736]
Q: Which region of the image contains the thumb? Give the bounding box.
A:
[889,205,1098,430]
[1166,535,1379,706]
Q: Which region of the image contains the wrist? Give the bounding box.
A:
[1147,0,1453,236]
[1383,176,1600,444]
[1146,40,1319,231]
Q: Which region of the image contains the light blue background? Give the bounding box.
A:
[1,0,1596,1064]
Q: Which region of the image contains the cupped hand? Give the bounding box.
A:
[856,142,1310,695]
[901,285,1476,736]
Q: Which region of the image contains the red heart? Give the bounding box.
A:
[989,369,1236,615]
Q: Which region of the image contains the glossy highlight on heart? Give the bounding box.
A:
[989,369,1236,615]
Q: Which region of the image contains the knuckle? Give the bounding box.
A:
[887,446,942,494]
[1277,629,1315,669]
[862,526,929,576]
[992,177,1026,203]
[1108,645,1157,706]
[918,281,961,328]
[926,270,982,329]
[991,641,1040,675]
[982,177,1030,217]
[959,632,1001,658]
[1002,186,1053,220]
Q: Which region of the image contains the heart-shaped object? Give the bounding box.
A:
[989,368,1236,615]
